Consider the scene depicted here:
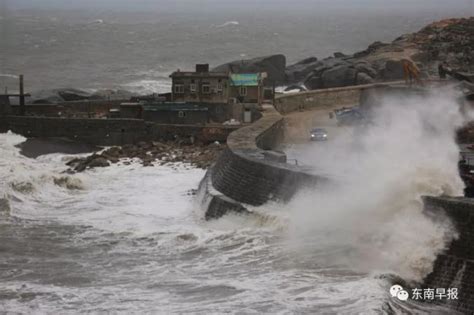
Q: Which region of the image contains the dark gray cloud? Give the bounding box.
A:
[5,0,473,11]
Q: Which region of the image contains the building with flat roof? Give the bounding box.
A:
[170,64,265,105]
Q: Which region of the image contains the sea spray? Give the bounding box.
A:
[285,87,471,282]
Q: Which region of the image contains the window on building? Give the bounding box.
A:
[178,111,186,118]
[190,84,197,93]
[217,83,223,92]
[240,86,247,96]
[202,84,211,94]
[174,84,184,94]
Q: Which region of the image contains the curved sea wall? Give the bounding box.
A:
[0,116,236,145]
[275,84,372,114]
[201,105,327,218]
[274,81,407,114]
[202,85,474,312]
[422,196,474,313]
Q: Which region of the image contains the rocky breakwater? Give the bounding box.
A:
[66,141,224,172]
[212,54,287,84]
[24,88,136,105]
[284,17,474,91]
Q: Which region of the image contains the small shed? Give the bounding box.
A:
[143,103,209,125]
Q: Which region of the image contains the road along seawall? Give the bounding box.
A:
[198,105,328,219]
[422,196,474,313]
[0,116,236,146]
[274,81,410,114]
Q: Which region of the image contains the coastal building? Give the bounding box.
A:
[119,64,266,125]
[169,64,266,105]
[170,64,229,104]
[142,103,209,125]
[119,101,209,125]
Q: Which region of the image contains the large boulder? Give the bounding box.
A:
[90,89,135,101]
[304,75,323,90]
[88,157,110,168]
[288,57,351,86]
[353,41,390,58]
[28,88,94,104]
[356,72,375,85]
[354,61,378,78]
[320,65,358,88]
[212,54,286,84]
[57,88,93,101]
[381,59,405,80]
[285,57,320,83]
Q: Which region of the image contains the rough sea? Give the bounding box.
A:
[0,5,471,94]
[0,4,473,314]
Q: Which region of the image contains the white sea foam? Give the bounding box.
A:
[0,125,458,313]
[0,73,19,79]
[285,87,470,283]
[122,79,172,95]
[216,21,240,28]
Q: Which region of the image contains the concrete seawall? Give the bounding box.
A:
[0,116,236,145]
[200,105,327,218]
[200,83,474,312]
[275,81,406,114]
[422,196,474,313]
[275,85,363,114]
[9,100,126,117]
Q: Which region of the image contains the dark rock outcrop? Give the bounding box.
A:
[285,57,321,83]
[284,17,474,90]
[381,59,405,80]
[28,88,134,104]
[297,57,377,89]
[17,137,99,158]
[28,88,92,104]
[320,64,358,88]
[66,141,225,172]
[212,54,286,84]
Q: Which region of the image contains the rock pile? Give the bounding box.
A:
[66,141,225,172]
[213,54,287,84]
[27,88,136,104]
[410,17,474,70]
[287,56,378,90]
[283,17,474,90]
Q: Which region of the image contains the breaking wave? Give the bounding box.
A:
[121,79,172,95]
[284,87,470,283]
[0,73,19,79]
[0,88,466,314]
[215,21,240,28]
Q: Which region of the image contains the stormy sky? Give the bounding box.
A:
[4,0,474,12]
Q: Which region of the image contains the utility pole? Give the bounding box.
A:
[19,75,25,116]
[272,80,276,105]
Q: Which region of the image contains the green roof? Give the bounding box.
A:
[230,73,260,86]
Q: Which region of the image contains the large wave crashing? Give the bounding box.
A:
[285,87,471,282]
